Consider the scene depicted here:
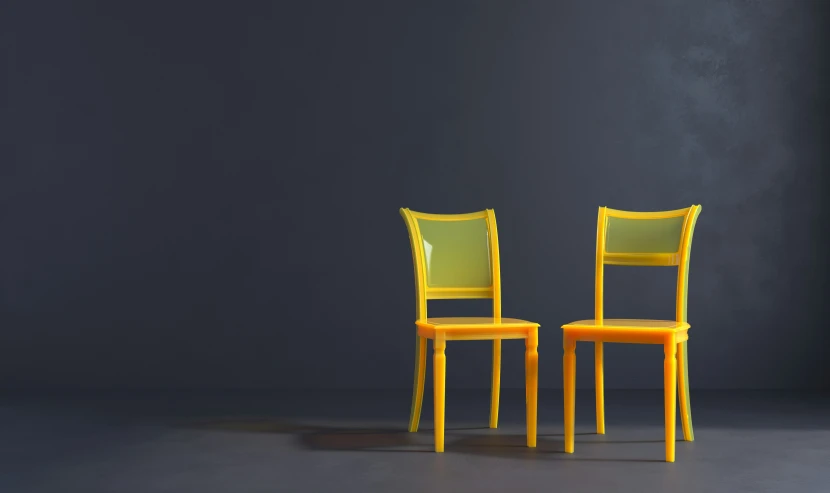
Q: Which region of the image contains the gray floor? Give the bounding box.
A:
[1,389,829,492]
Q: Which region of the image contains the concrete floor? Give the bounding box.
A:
[1,389,829,492]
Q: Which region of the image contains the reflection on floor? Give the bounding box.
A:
[1,389,829,493]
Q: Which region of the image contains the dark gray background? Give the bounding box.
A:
[2,0,828,391]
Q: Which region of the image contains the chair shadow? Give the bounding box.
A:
[301,425,507,453]
[538,432,594,437]
[585,440,668,444]
[178,417,487,453]
[176,418,670,461]
[541,432,687,444]
[442,434,667,462]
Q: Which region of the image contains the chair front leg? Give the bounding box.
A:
[490,339,501,429]
[563,335,576,453]
[664,337,678,462]
[525,329,538,448]
[433,334,447,453]
[595,342,605,434]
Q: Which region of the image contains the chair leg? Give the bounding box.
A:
[490,339,501,429]
[664,339,677,462]
[433,336,447,453]
[525,329,538,448]
[408,335,427,433]
[595,342,605,435]
[677,340,694,441]
[564,336,576,454]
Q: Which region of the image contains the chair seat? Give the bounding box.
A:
[416,317,539,341]
[561,318,690,344]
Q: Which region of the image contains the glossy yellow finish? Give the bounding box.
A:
[562,205,702,462]
[490,339,501,428]
[401,208,540,452]
[563,337,576,453]
[416,317,538,340]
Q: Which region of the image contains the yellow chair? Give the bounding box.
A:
[400,208,540,453]
[562,205,702,462]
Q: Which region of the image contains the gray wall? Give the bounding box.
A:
[2,0,828,390]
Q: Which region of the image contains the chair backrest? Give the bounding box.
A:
[595,205,703,323]
[400,208,501,321]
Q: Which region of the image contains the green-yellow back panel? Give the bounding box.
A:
[415,217,492,288]
[605,215,686,254]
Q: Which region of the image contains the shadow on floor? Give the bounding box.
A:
[177,418,672,462]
